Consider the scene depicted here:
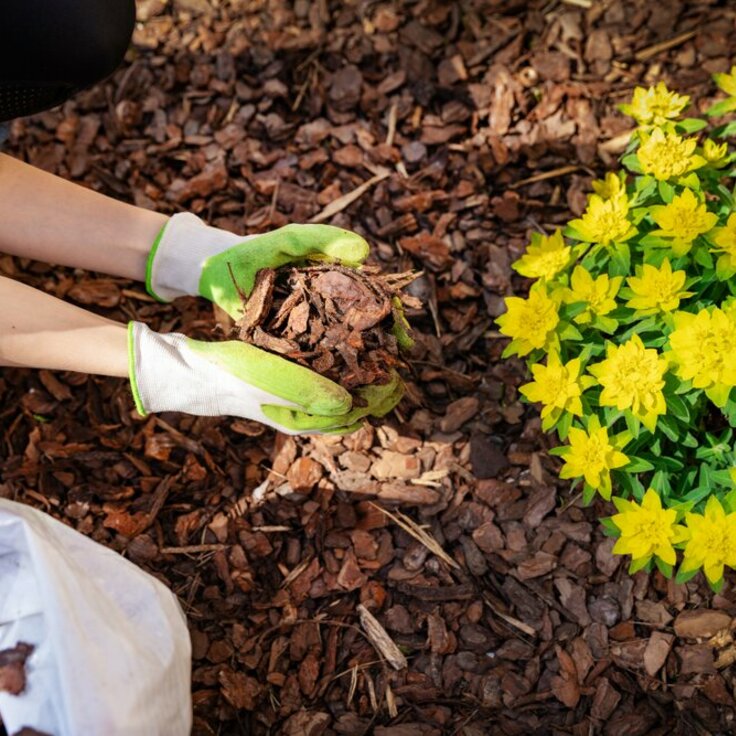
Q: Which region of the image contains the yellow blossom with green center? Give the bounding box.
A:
[513,229,571,282]
[588,335,668,431]
[558,416,628,499]
[611,489,687,568]
[650,188,717,256]
[568,192,635,246]
[564,265,621,324]
[625,259,691,315]
[680,496,736,586]
[591,171,626,200]
[519,353,594,430]
[637,129,706,181]
[668,307,736,407]
[703,138,728,166]
[714,66,736,97]
[497,285,559,357]
[710,213,736,279]
[619,82,690,127]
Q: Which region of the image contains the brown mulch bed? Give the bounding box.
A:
[3,1,736,734]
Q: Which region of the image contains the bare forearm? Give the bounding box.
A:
[0,153,167,281]
[0,276,128,376]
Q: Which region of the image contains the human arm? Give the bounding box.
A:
[0,275,128,375]
[0,153,166,280]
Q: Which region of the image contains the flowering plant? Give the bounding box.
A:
[498,72,736,591]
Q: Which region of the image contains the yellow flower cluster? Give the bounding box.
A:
[619,82,690,128]
[669,308,736,407]
[497,284,559,357]
[612,492,736,585]
[650,189,717,256]
[637,129,705,181]
[498,80,736,588]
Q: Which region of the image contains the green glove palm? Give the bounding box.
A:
[147,215,369,318]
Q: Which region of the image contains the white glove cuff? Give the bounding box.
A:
[128,321,221,416]
[147,212,243,301]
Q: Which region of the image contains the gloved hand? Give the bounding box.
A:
[127,322,402,434]
[145,213,369,318]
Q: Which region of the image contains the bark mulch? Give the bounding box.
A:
[2,1,736,734]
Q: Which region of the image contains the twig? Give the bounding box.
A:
[370,502,459,569]
[309,171,390,223]
[634,31,696,62]
[160,544,226,554]
[509,165,580,190]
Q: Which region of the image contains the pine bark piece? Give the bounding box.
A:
[357,603,408,670]
[233,264,416,392]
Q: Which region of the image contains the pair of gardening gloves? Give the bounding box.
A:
[129,214,404,434]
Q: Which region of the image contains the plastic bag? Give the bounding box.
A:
[0,499,192,736]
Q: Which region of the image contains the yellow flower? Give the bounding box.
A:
[703,138,728,166]
[680,496,736,586]
[625,259,691,315]
[668,307,736,407]
[513,229,571,282]
[637,129,706,181]
[710,213,736,279]
[619,83,689,127]
[558,416,628,498]
[611,489,687,568]
[591,172,626,200]
[564,265,621,324]
[650,188,718,256]
[588,335,668,432]
[568,193,635,246]
[519,353,593,430]
[497,285,559,357]
[714,66,736,97]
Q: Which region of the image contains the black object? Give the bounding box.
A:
[0,0,136,122]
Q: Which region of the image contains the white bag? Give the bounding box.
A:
[0,499,192,736]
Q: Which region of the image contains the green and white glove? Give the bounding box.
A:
[127,322,403,435]
[146,213,369,318]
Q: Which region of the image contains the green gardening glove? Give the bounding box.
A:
[146,214,369,318]
[128,323,402,435]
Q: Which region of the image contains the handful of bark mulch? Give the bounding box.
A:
[231,263,420,393]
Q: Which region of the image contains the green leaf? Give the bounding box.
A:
[557,411,573,441]
[676,117,708,133]
[658,416,681,443]
[707,98,736,119]
[675,565,700,585]
[655,558,673,578]
[623,154,642,173]
[559,302,589,320]
[625,456,655,473]
[609,242,631,276]
[710,576,725,594]
[629,556,652,574]
[599,517,620,537]
[666,393,690,423]
[650,470,671,494]
[714,120,736,138]
[658,180,675,202]
[582,484,597,505]
[693,246,715,269]
[558,321,583,341]
[624,411,641,439]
